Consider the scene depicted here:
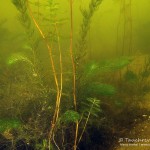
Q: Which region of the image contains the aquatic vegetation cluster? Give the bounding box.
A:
[0,0,150,150]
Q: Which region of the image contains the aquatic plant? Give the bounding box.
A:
[81,98,101,118]
[5,0,139,150]
[10,0,64,149]
[11,0,40,78]
[0,118,21,133]
[77,57,132,101]
[83,57,132,77]
[1,0,150,150]
[7,53,33,66]
[76,0,103,63]
[61,110,80,124]
[78,98,101,142]
[88,83,116,96]
[72,0,104,149]
[98,57,133,72]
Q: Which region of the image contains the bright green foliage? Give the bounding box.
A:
[98,57,133,72]
[83,57,132,78]
[88,83,116,96]
[7,53,33,66]
[0,118,22,133]
[7,53,37,77]
[81,98,101,118]
[61,110,80,124]
[84,61,99,77]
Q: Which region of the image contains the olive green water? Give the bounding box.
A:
[0,0,150,150]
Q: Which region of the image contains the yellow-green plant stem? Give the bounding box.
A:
[54,22,63,123]
[26,0,60,148]
[77,99,96,145]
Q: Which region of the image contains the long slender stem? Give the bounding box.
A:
[69,0,76,110]
[69,1,79,150]
[54,22,63,124]
[26,0,60,146]
[77,99,96,144]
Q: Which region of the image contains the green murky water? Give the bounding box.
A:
[0,0,150,149]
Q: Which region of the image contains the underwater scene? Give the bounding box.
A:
[0,0,150,149]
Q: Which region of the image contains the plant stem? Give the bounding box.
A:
[54,22,63,125]
[69,0,76,110]
[69,1,78,150]
[77,99,96,144]
[26,0,60,147]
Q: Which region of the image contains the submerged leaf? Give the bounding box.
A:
[84,61,99,77]
[83,57,132,79]
[81,98,101,118]
[99,57,133,72]
[61,110,80,124]
[7,53,33,66]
